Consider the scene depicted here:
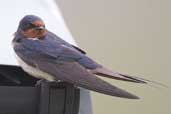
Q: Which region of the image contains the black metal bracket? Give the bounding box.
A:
[38,81,80,114]
[0,65,80,114]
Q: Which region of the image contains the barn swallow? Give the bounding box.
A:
[12,15,148,99]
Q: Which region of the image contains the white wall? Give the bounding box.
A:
[0,0,74,65]
[0,1,92,114]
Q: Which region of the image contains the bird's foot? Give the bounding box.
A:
[35,79,63,86]
[35,79,49,86]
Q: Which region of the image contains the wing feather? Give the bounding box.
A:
[36,60,139,99]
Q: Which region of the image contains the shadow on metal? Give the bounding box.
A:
[0,64,80,114]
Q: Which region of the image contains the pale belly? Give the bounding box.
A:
[15,54,56,82]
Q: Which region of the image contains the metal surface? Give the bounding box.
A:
[0,65,80,114]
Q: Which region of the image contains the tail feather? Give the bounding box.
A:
[120,74,168,88]
[90,67,147,83]
[90,67,168,88]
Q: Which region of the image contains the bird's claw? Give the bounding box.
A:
[35,79,48,86]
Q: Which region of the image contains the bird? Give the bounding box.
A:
[12,15,149,99]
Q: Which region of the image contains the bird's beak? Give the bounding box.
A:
[34,26,46,31]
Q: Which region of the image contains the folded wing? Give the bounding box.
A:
[36,60,139,99]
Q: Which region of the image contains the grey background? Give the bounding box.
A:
[56,0,171,114]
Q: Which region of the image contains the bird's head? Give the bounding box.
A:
[17,15,47,39]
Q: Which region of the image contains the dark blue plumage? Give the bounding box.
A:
[14,31,101,69]
[18,15,43,31]
[12,15,150,99]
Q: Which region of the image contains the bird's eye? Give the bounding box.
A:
[24,23,36,31]
[28,23,36,28]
